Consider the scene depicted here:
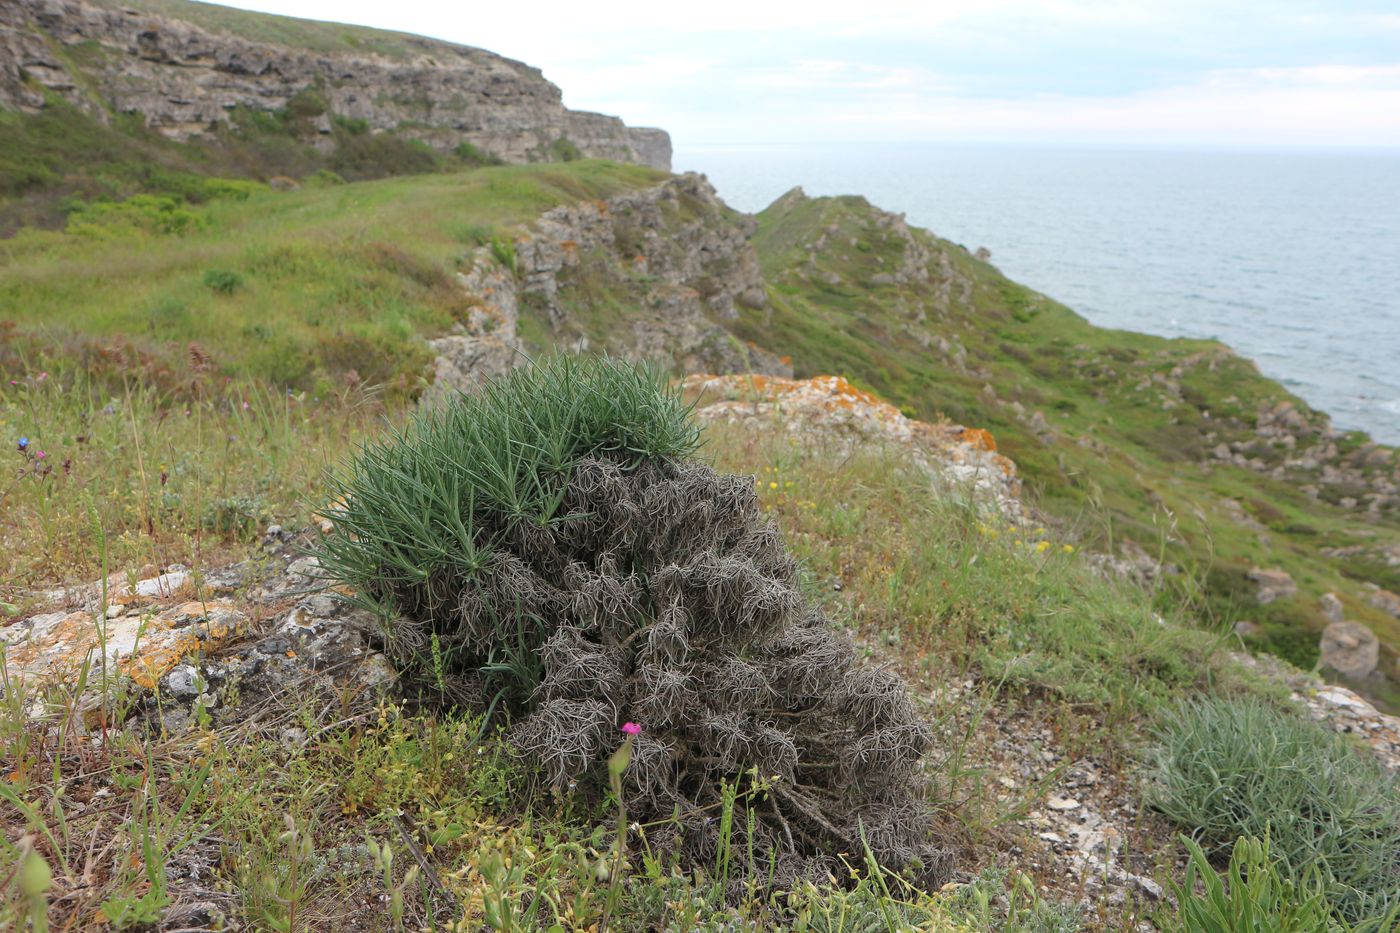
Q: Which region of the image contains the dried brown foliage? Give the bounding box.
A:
[382,455,949,887]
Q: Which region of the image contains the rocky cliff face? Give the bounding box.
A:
[0,0,670,169]
[427,173,790,402]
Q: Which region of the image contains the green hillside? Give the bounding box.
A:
[3,133,1398,703]
[4,77,1400,929]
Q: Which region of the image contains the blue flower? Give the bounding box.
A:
[17,437,28,451]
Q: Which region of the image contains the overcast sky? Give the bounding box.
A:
[217,0,1400,149]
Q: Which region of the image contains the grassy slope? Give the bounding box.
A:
[734,191,1400,705]
[6,139,1398,700]
[0,157,1390,927]
[1,160,661,393]
[2,412,1265,930]
[85,0,469,60]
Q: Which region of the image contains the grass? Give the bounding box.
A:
[2,136,1396,926]
[8,140,1395,701]
[0,361,384,592]
[1147,697,1400,923]
[739,189,1400,706]
[701,421,1260,731]
[0,160,663,396]
[83,0,460,60]
[1168,835,1400,933]
[3,364,1270,930]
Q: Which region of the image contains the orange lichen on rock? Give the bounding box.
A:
[958,427,998,453]
[2,588,247,691]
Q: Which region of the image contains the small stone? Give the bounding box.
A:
[1248,567,1297,604]
[256,636,292,656]
[162,664,201,699]
[1135,876,1165,901]
[307,595,340,618]
[1319,592,1345,624]
[280,727,308,750]
[1046,795,1081,812]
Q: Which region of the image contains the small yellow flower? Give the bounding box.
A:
[1035,540,1051,553]
[769,481,778,490]
[1062,544,1075,553]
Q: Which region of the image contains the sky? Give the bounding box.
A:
[216,0,1400,149]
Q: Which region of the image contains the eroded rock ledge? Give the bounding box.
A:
[0,0,670,169]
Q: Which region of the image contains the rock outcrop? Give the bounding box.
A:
[426,174,790,399]
[686,373,1024,519]
[0,0,670,169]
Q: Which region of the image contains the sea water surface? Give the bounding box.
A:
[675,144,1400,445]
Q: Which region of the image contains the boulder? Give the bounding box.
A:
[1247,567,1297,604]
[1319,592,1345,624]
[1367,587,1400,619]
[1319,621,1379,680]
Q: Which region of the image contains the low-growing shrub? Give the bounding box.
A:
[203,268,245,295]
[1147,697,1400,923]
[315,356,950,888]
[65,195,202,237]
[549,136,583,163]
[453,141,505,168]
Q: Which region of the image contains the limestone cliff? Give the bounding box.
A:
[0,0,671,169]
[426,173,791,404]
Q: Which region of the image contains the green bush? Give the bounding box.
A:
[303,168,345,187]
[489,234,517,274]
[314,356,949,887]
[203,268,245,295]
[453,141,505,168]
[1148,698,1400,923]
[65,195,202,237]
[1168,834,1400,933]
[316,356,701,664]
[328,130,441,179]
[549,136,583,163]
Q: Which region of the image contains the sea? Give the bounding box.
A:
[674,144,1400,446]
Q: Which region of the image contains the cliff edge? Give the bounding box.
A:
[0,0,671,170]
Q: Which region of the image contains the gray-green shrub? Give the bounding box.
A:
[1147,697,1400,923]
[314,355,949,888]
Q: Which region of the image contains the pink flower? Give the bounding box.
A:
[620,722,641,736]
[35,451,45,460]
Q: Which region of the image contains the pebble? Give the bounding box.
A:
[162,664,202,699]
[1135,876,1165,901]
